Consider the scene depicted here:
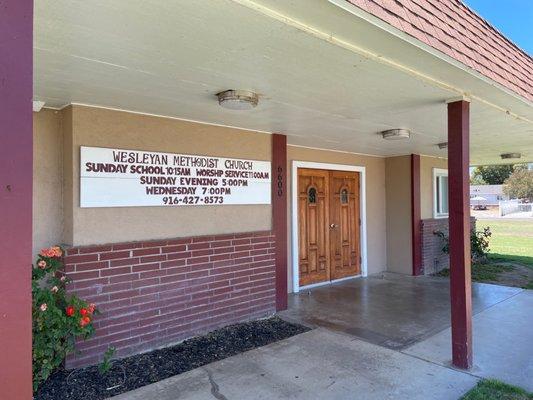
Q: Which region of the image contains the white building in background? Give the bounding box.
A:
[470,184,509,206]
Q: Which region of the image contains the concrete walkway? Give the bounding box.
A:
[405,289,533,391]
[111,278,532,399]
[112,328,477,400]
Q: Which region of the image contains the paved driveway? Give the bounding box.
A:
[112,276,532,399]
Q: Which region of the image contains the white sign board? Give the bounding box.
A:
[80,146,271,207]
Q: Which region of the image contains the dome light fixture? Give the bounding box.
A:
[381,128,411,140]
[216,90,258,110]
[500,152,521,160]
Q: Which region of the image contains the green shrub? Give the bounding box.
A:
[434,226,492,263]
[32,246,98,392]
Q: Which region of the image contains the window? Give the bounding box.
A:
[433,168,448,218]
[341,188,349,204]
[307,187,317,204]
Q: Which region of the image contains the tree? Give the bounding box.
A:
[503,169,533,201]
[470,173,486,185]
[471,165,514,185]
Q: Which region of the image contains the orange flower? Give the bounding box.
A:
[52,246,63,257]
[39,246,63,258]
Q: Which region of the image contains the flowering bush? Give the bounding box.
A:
[32,246,98,392]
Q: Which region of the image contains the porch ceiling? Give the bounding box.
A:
[34,0,533,165]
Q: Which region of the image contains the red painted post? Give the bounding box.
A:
[447,100,473,369]
[0,0,34,398]
[411,154,422,275]
[272,134,288,311]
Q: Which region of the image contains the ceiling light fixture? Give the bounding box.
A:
[500,153,521,160]
[381,128,411,140]
[216,90,258,110]
[437,142,448,149]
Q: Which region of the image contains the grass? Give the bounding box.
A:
[436,263,513,282]
[461,379,533,400]
[481,219,533,268]
[435,219,533,288]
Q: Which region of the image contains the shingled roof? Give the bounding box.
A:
[346,0,533,101]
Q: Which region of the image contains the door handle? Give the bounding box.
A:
[330,223,338,229]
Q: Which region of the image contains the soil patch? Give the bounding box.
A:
[35,317,309,400]
[435,261,533,289]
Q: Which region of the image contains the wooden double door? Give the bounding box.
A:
[298,168,361,287]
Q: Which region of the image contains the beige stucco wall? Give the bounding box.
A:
[286,146,387,290]
[420,156,448,219]
[385,155,412,274]
[63,105,272,246]
[33,109,63,258]
[33,104,441,286]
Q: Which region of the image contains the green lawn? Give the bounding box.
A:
[476,219,533,268]
[461,380,533,400]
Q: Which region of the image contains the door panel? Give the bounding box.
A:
[329,171,361,280]
[297,169,330,286]
[297,168,360,287]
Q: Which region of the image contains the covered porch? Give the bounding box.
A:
[2,0,532,397]
[281,273,521,351]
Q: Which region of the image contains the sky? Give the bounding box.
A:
[463,0,533,55]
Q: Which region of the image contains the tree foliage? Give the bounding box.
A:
[503,169,533,201]
[471,165,515,185]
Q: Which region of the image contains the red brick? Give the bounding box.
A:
[232,238,251,246]
[186,256,210,265]
[112,242,144,251]
[188,242,210,250]
[140,254,166,264]
[210,253,232,262]
[167,238,192,245]
[132,247,161,256]
[100,250,131,261]
[166,251,191,260]
[68,270,100,281]
[79,245,113,254]
[64,253,99,264]
[76,261,109,272]
[70,277,109,289]
[102,282,132,294]
[210,240,232,248]
[109,273,139,284]
[162,245,186,254]
[110,257,139,267]
[143,240,168,247]
[160,273,187,284]
[160,259,187,269]
[140,269,167,279]
[64,247,79,256]
[65,230,277,369]
[132,263,160,273]
[100,266,131,277]
[109,289,140,300]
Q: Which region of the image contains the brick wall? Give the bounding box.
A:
[63,231,276,368]
[421,217,476,275]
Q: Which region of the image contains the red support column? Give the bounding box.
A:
[447,100,473,369]
[411,154,422,275]
[272,134,288,311]
[0,0,34,398]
